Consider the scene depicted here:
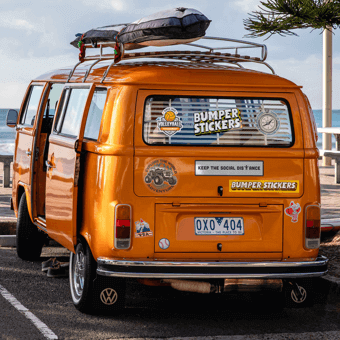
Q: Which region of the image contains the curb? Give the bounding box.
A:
[0,221,16,235]
[0,235,16,247]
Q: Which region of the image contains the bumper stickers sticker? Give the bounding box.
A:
[194,108,242,136]
[144,159,177,193]
[135,219,153,238]
[285,201,301,223]
[230,180,299,193]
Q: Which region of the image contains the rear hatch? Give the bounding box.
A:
[155,203,283,253]
[134,90,303,255]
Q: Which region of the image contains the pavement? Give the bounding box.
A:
[0,162,340,285]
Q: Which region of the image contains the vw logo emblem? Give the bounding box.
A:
[100,288,118,305]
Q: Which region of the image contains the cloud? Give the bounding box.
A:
[0,49,75,107]
[0,82,28,109]
[80,0,125,11]
[270,55,327,109]
[232,0,261,13]
[0,11,41,33]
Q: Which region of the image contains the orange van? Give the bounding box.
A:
[7,37,327,313]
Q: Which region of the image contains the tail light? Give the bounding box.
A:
[305,205,321,249]
[114,204,131,249]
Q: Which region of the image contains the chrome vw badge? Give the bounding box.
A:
[100,288,118,305]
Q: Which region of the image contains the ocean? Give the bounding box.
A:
[0,108,339,154]
[0,109,17,155]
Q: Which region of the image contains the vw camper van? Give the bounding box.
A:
[7,37,327,313]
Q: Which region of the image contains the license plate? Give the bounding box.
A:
[194,217,244,235]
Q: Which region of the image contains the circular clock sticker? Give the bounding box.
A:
[257,111,280,135]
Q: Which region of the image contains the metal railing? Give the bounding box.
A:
[67,36,275,83]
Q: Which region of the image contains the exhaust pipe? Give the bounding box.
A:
[161,279,215,294]
[161,279,283,294]
[223,279,283,292]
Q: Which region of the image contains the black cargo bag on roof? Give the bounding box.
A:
[70,27,121,48]
[117,7,211,47]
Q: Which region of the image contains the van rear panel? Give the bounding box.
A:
[154,203,283,255]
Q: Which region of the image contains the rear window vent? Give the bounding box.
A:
[143,96,293,147]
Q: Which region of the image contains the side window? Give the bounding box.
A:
[20,85,44,126]
[84,88,107,141]
[55,88,90,137]
[41,83,64,133]
[44,83,65,119]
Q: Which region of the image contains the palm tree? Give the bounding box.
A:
[244,0,340,39]
[244,0,340,165]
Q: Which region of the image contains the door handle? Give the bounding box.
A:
[45,160,55,170]
[26,150,31,156]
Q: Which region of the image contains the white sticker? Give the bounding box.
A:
[157,107,183,137]
[158,238,170,250]
[194,108,242,136]
[195,161,263,176]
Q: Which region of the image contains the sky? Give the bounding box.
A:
[1,0,339,109]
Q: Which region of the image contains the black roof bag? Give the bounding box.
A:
[118,7,211,47]
[70,8,210,50]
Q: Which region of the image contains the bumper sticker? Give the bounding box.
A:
[144,159,177,193]
[285,201,301,223]
[196,160,263,176]
[230,180,299,193]
[135,219,153,238]
[194,108,242,136]
[159,238,170,250]
[157,107,183,137]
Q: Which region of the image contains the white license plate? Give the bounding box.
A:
[194,217,244,235]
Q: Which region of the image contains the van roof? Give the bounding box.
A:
[35,61,300,89]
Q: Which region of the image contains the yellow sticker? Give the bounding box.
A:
[230,180,299,193]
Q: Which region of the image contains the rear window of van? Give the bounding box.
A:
[143,96,293,147]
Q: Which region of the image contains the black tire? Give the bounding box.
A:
[16,194,46,261]
[69,239,126,314]
[168,177,177,186]
[283,279,314,308]
[144,176,152,184]
[153,175,163,186]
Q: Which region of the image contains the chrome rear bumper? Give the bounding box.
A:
[96,256,328,279]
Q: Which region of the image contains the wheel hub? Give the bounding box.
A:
[74,250,85,297]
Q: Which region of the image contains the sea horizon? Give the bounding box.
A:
[1,108,340,155]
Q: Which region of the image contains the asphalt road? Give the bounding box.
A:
[1,247,340,340]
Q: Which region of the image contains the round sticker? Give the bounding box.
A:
[257,111,280,135]
[144,159,177,193]
[159,238,170,250]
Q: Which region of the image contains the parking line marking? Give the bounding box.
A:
[0,284,58,340]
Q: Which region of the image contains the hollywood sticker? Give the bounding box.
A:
[156,107,183,137]
[194,108,242,136]
[285,201,301,223]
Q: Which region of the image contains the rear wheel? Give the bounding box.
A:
[69,239,126,314]
[16,194,46,261]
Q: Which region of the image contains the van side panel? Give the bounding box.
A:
[79,86,139,259]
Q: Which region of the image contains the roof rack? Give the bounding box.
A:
[67,36,275,83]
